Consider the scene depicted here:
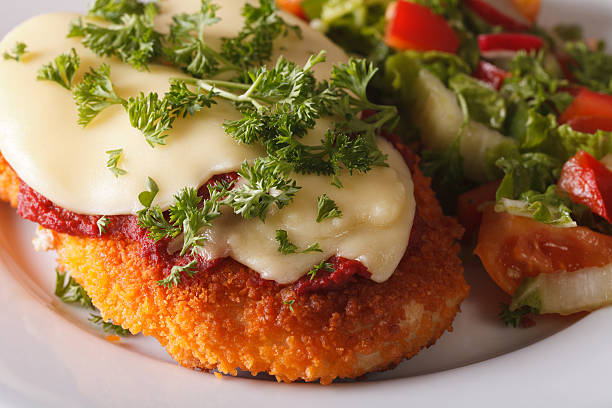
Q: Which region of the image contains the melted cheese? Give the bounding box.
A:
[0,0,416,284]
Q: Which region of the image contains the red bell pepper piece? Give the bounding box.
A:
[275,0,308,20]
[567,117,612,134]
[473,60,511,90]
[457,179,502,240]
[478,33,544,53]
[558,151,612,223]
[559,88,612,124]
[464,0,531,31]
[385,1,459,54]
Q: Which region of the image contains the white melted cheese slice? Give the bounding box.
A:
[0,0,416,284]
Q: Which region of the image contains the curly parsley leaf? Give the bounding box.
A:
[55,269,94,309]
[164,0,231,77]
[37,48,80,90]
[88,0,150,23]
[73,64,125,127]
[138,176,159,208]
[105,148,127,177]
[283,298,295,312]
[275,229,323,255]
[316,194,342,223]
[88,314,130,336]
[97,215,110,235]
[499,303,538,328]
[69,3,161,71]
[221,0,301,70]
[3,41,27,62]
[158,259,199,288]
[222,158,300,221]
[306,260,333,281]
[126,92,174,147]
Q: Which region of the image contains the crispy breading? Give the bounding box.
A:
[0,151,468,383]
[0,154,18,207]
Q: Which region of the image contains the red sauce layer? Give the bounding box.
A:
[16,146,423,293]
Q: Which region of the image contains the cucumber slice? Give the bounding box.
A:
[511,264,612,315]
[412,69,512,182]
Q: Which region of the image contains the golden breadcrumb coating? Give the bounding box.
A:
[0,151,468,384]
[0,154,18,207]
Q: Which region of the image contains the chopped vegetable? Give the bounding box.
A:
[473,60,510,90]
[510,263,612,315]
[511,0,541,23]
[276,0,307,20]
[478,33,544,54]
[464,0,530,31]
[475,208,612,294]
[558,151,612,223]
[567,116,612,134]
[559,88,612,124]
[385,1,459,53]
[457,179,500,239]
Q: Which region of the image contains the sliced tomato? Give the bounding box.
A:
[511,0,541,23]
[464,0,530,31]
[475,208,612,294]
[385,1,459,54]
[473,60,511,90]
[457,180,501,239]
[478,33,544,53]
[567,116,612,134]
[559,88,612,124]
[558,151,612,223]
[275,0,307,20]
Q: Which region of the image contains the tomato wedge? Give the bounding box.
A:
[478,33,544,53]
[475,208,612,294]
[473,60,511,90]
[567,116,612,134]
[457,180,501,239]
[275,0,307,20]
[464,0,530,31]
[559,88,612,124]
[385,1,459,54]
[512,0,541,23]
[558,151,612,223]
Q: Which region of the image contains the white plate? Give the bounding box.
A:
[1,0,612,406]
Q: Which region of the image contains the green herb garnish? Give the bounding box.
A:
[88,314,131,336]
[275,229,323,255]
[37,48,80,89]
[105,149,127,177]
[97,215,111,235]
[3,41,27,62]
[158,259,199,288]
[316,194,342,223]
[54,269,94,309]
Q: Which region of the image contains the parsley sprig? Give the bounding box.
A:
[37,48,80,89]
[158,259,199,288]
[54,270,131,336]
[275,229,323,255]
[306,260,334,281]
[73,64,124,126]
[3,42,27,62]
[88,0,149,23]
[105,148,127,177]
[316,194,342,222]
[55,269,94,308]
[137,178,225,255]
[68,3,161,71]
